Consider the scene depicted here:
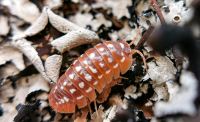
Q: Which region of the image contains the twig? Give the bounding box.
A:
[150,0,166,24]
[135,26,155,50]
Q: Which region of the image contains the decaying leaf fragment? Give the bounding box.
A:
[0,16,10,36]
[154,71,198,117]
[45,54,62,83]
[47,8,99,52]
[11,7,99,82]
[147,56,177,84]
[0,43,25,71]
[11,39,50,81]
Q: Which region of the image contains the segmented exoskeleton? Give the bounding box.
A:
[48,40,146,113]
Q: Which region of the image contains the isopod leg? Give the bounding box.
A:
[74,107,88,122]
[97,78,122,103]
[131,49,147,71]
[97,85,111,103]
[94,100,99,117]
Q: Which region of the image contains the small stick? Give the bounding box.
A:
[94,100,99,117]
[134,26,155,50]
[150,0,166,24]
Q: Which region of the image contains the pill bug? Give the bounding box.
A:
[48,40,147,113]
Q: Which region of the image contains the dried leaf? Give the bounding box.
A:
[0,16,9,36]
[51,30,99,53]
[0,44,25,70]
[147,56,177,84]
[154,71,198,117]
[45,54,63,82]
[11,39,50,81]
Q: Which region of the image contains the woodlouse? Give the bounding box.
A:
[48,40,147,113]
[47,0,163,118]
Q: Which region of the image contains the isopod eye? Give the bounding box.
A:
[118,41,131,55]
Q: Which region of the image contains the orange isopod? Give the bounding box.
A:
[48,40,146,113]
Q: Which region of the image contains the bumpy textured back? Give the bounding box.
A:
[48,41,133,113]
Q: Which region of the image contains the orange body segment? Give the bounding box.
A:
[48,41,133,113]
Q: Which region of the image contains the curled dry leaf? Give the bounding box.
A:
[51,29,99,53]
[0,43,25,70]
[147,56,177,84]
[47,8,99,52]
[154,71,198,117]
[23,7,48,37]
[45,54,63,82]
[47,8,81,33]
[12,7,48,40]
[11,39,50,81]
[0,16,9,36]
[10,7,100,82]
